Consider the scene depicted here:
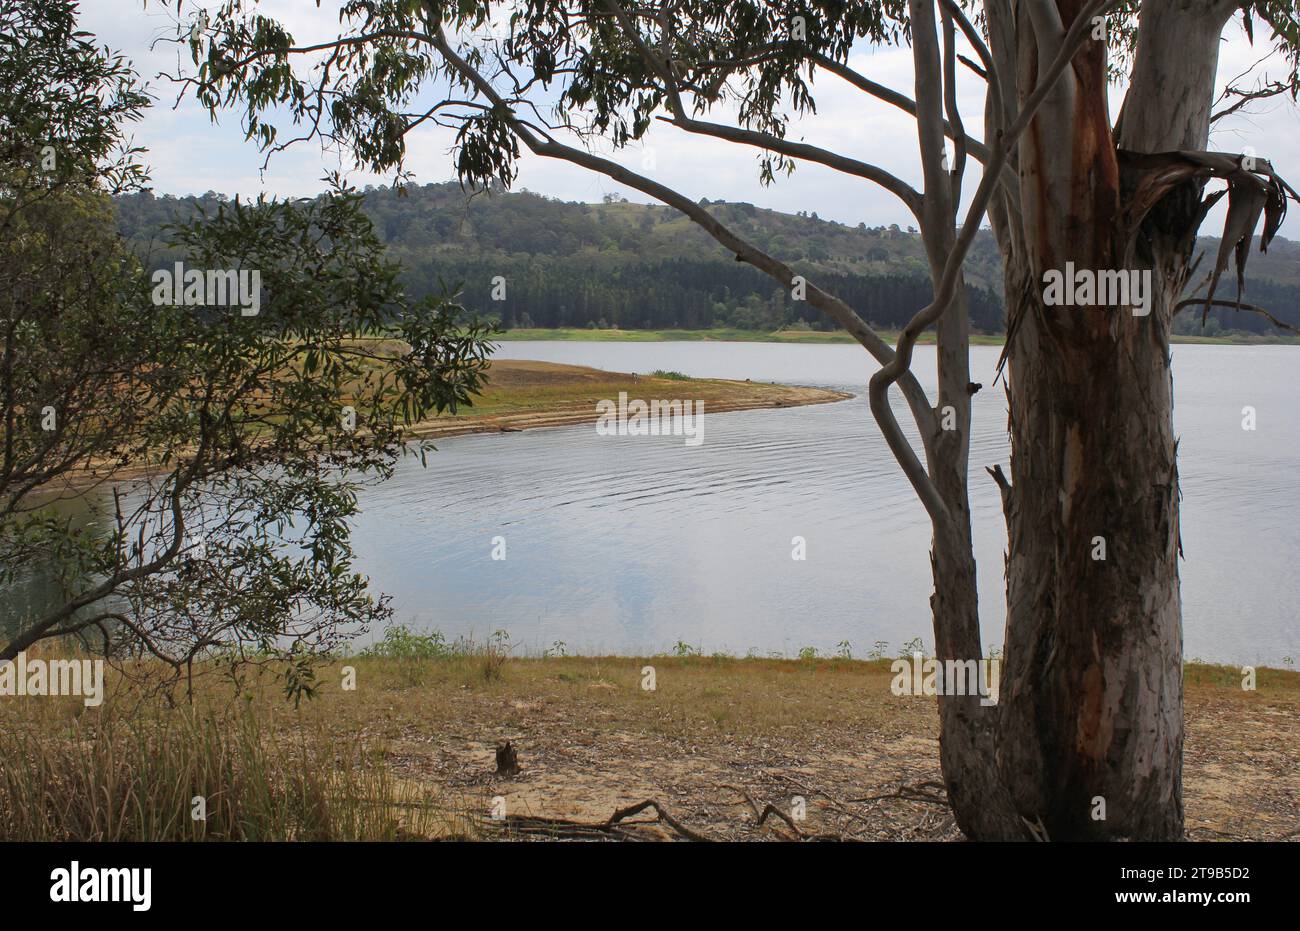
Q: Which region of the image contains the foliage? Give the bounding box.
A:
[361,625,451,660]
[0,2,495,701]
[0,0,148,198]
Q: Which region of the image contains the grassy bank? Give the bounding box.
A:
[408,358,852,438]
[3,637,1295,841]
[493,326,1299,346]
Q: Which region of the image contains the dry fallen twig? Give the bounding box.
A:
[482,798,717,841]
[604,799,714,841]
[847,780,950,806]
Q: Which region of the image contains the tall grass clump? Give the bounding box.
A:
[0,698,464,841]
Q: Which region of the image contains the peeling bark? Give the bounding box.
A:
[998,267,1185,839]
[992,0,1239,840]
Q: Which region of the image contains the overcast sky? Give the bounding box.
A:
[82,0,1300,238]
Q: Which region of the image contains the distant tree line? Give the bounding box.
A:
[114,184,1300,336]
[394,254,1007,332]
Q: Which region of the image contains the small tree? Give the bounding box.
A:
[0,0,494,699]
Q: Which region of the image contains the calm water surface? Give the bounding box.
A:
[339,341,1299,665]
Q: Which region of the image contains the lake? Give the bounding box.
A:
[5,341,1294,665]
[339,340,1298,665]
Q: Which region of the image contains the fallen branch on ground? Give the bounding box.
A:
[604,799,714,841]
[847,780,950,806]
[482,798,715,841]
[722,783,853,841]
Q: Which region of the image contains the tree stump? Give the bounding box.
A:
[495,740,520,777]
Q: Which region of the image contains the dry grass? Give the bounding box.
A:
[0,660,470,841]
[2,649,1294,841]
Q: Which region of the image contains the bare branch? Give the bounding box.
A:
[655,113,922,217]
[809,51,1019,211]
[808,52,988,162]
[940,5,969,204]
[986,463,1012,524]
[1211,79,1298,124]
[938,0,1006,145]
[1210,52,1295,124]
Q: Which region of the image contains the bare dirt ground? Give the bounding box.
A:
[308,657,1300,841]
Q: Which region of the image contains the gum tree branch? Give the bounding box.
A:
[938,0,1006,144]
[653,113,924,218]
[869,0,1114,529]
[1172,297,1300,334]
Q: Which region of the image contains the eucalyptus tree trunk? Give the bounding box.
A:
[928,284,1017,840]
[990,0,1238,840]
[931,521,1020,839]
[997,260,1185,840]
[905,0,1020,840]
